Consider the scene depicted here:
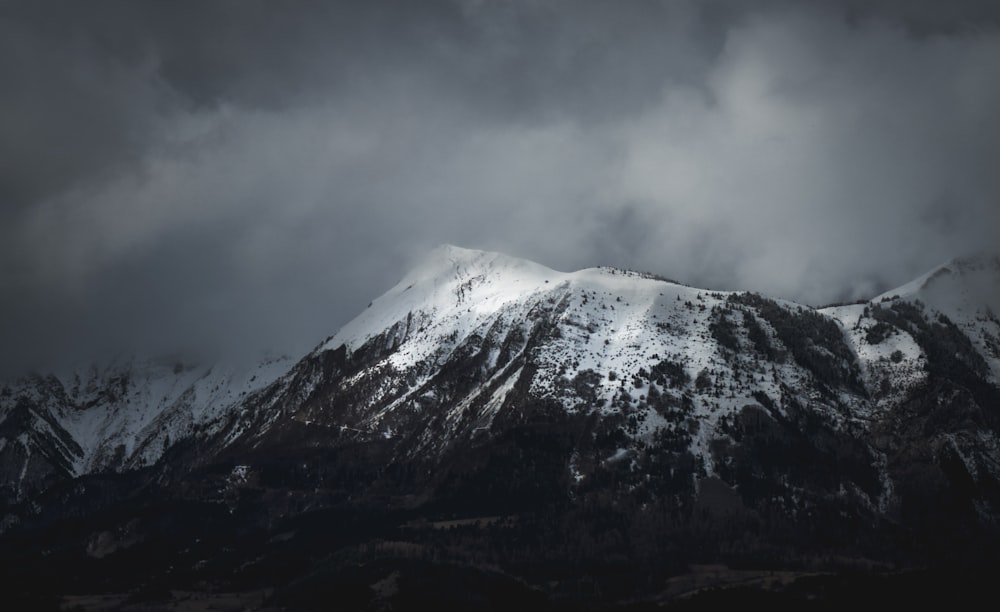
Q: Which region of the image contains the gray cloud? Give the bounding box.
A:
[1,0,999,374]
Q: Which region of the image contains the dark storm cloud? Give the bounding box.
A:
[1,0,999,374]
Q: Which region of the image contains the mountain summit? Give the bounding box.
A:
[2,246,1000,606]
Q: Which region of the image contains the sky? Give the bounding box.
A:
[1,0,999,374]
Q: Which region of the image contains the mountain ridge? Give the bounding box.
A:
[3,245,999,498]
[2,245,1000,607]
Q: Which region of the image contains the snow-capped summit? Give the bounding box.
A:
[829,253,1000,383]
[325,244,564,353]
[306,244,748,458]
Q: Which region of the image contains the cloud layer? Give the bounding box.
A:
[2,0,999,373]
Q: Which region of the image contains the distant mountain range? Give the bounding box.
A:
[2,245,999,609]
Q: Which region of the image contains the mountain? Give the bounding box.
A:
[2,245,999,608]
[0,353,293,502]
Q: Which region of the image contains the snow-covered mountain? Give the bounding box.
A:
[3,245,1000,606]
[213,245,997,473]
[3,245,1000,527]
[0,353,293,501]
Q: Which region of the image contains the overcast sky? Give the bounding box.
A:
[1,0,999,373]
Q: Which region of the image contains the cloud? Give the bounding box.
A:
[1,0,998,373]
[614,6,1000,303]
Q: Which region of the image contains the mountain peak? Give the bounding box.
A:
[323,245,563,353]
[950,251,1000,272]
[426,242,489,261]
[877,252,1000,318]
[401,244,558,286]
[398,244,503,286]
[420,243,491,269]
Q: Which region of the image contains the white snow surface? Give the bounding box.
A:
[324,245,562,353]
[839,253,1000,383]
[1,353,294,475]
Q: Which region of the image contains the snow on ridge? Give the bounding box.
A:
[1,352,296,474]
[865,253,1000,382]
[322,244,704,354]
[874,253,1000,310]
[324,245,562,352]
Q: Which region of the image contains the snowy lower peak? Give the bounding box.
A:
[3,245,1000,516]
[0,353,293,499]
